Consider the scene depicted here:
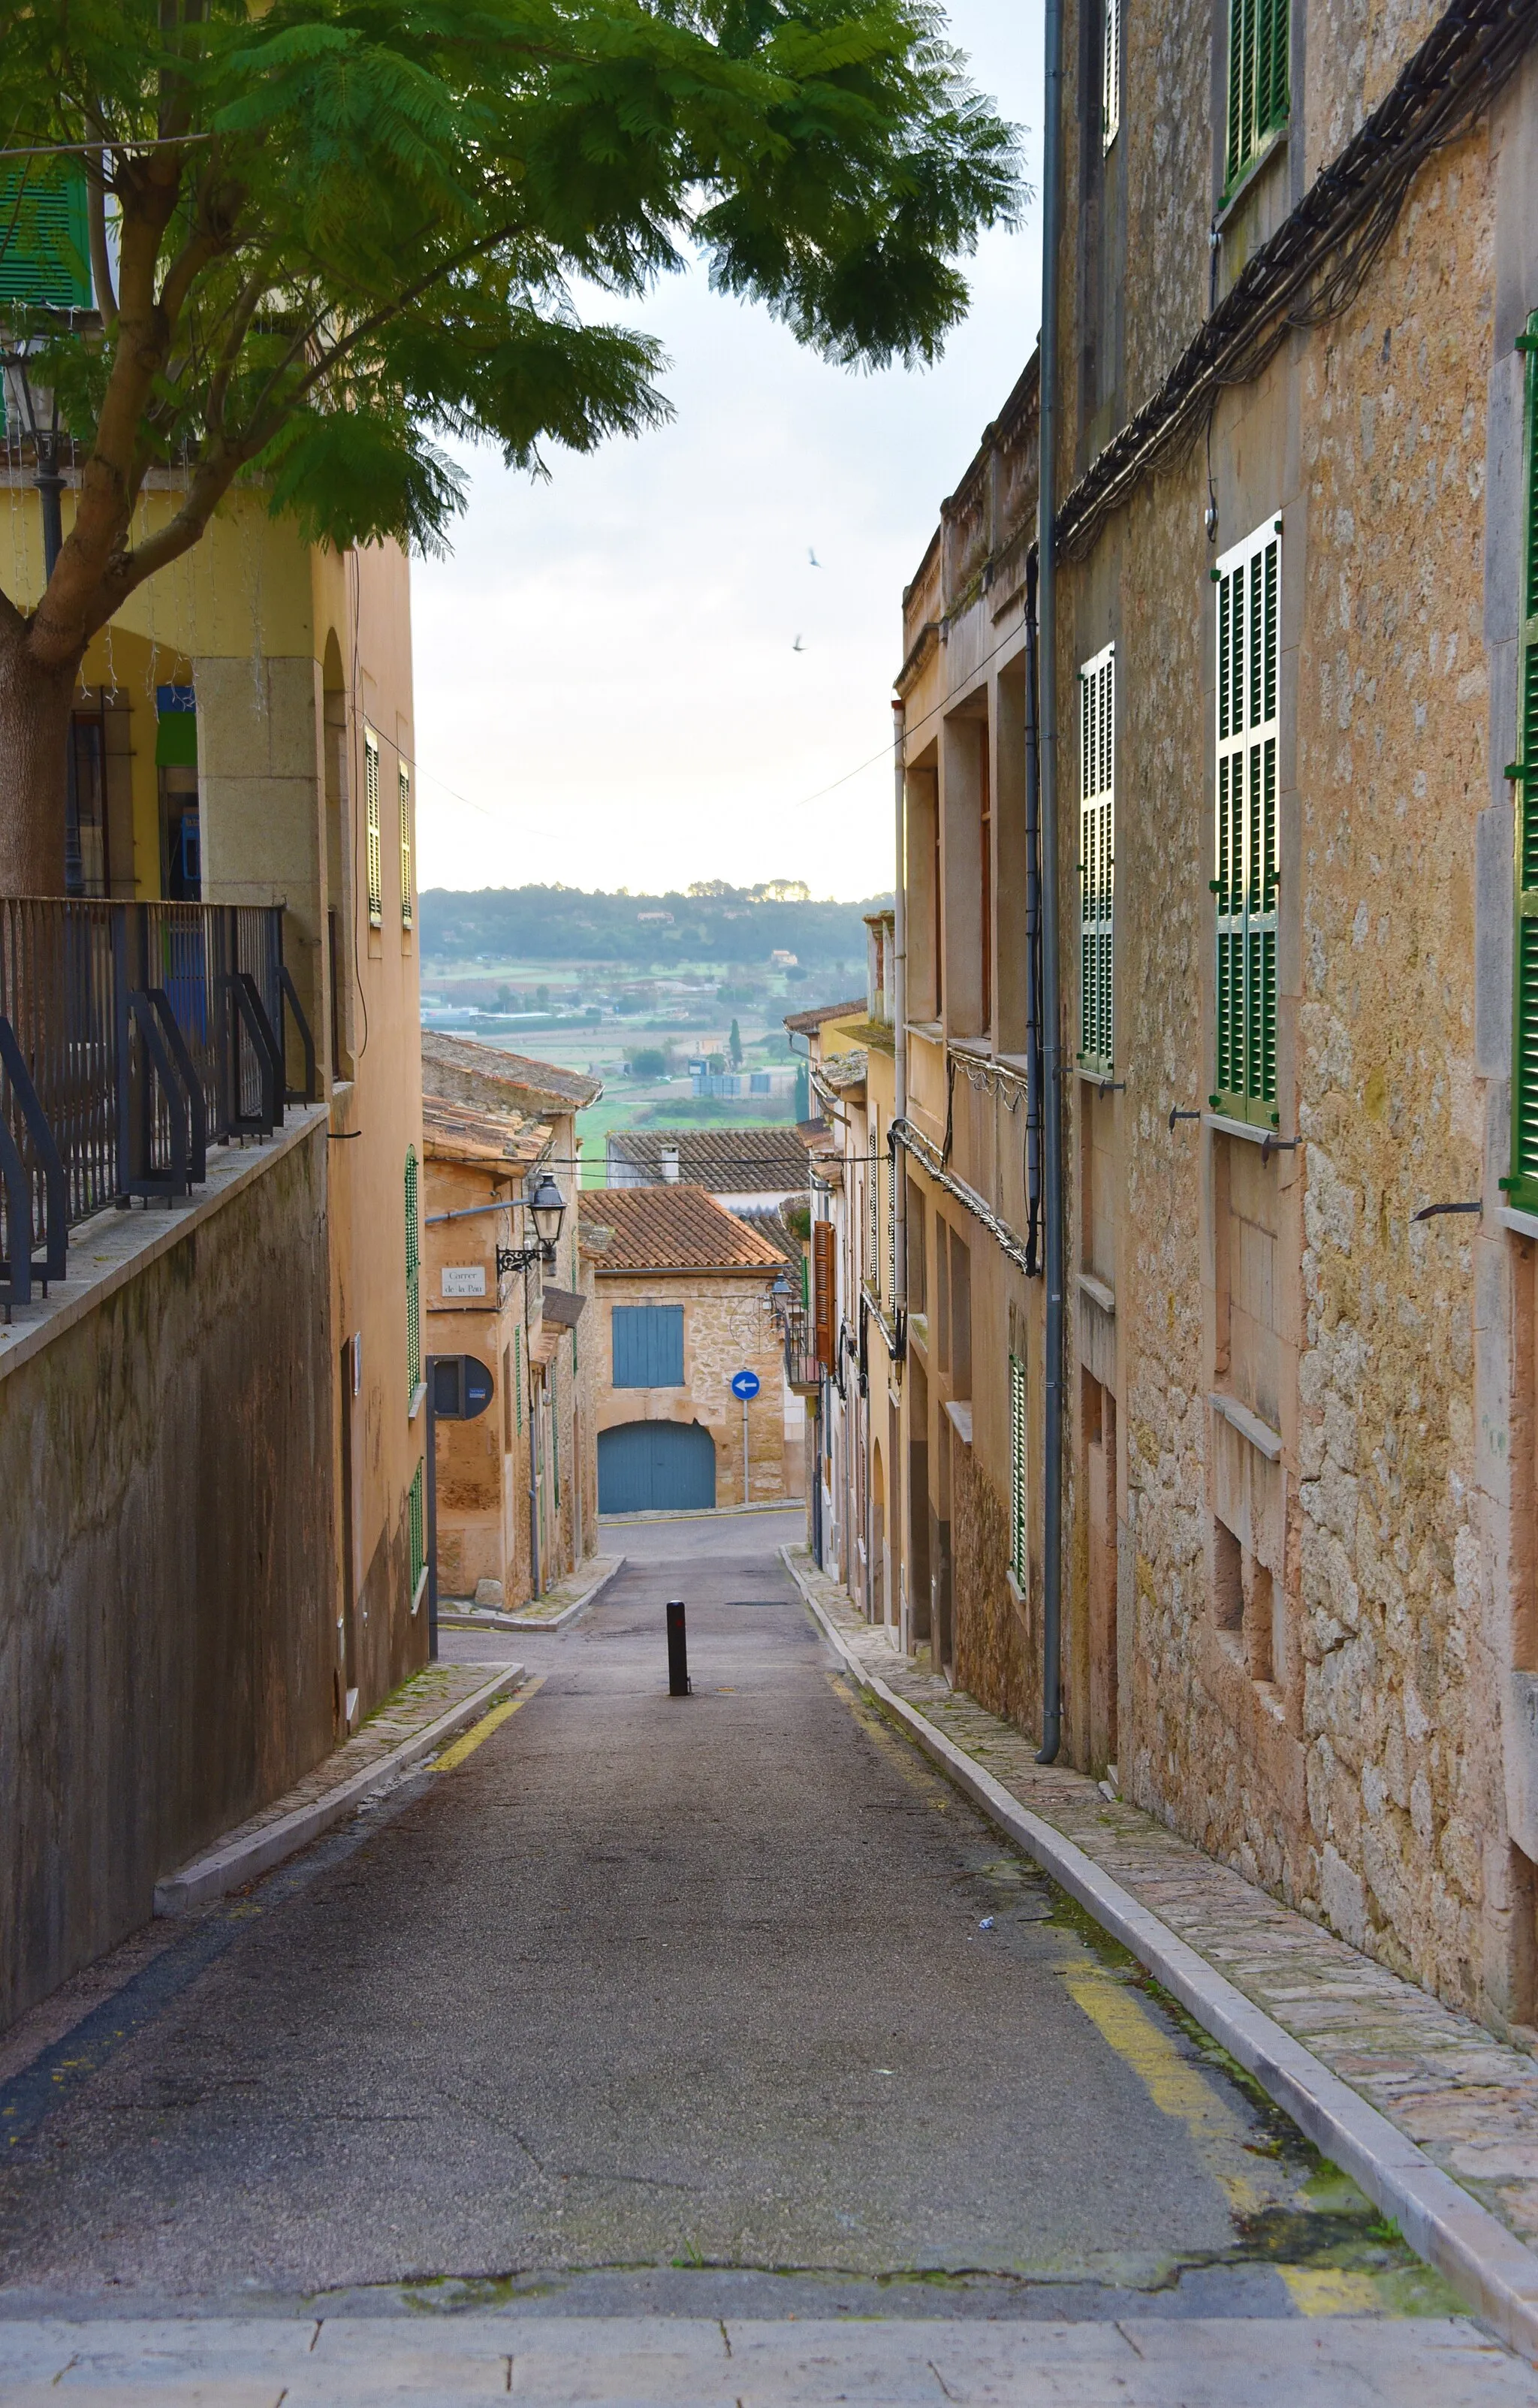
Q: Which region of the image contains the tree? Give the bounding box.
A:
[728,1015,743,1066]
[0,2,1019,892]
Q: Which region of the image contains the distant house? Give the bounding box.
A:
[421,1034,602,1607]
[689,1064,799,1102]
[578,1186,798,1514]
[605,1127,811,1217]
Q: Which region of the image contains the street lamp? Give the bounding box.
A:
[2,342,65,578]
[495,1169,567,1278]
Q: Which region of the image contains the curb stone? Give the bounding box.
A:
[442,1553,627,1633]
[153,1663,526,1915]
[782,1541,1538,2365]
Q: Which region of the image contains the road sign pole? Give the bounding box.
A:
[743,1393,749,1506]
[425,1378,439,1663]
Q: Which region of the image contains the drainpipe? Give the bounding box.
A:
[1036,0,1066,1766]
[1023,550,1042,1275]
[891,699,909,1644]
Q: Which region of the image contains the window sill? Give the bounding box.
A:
[1007,1568,1028,1610]
[943,1399,974,1447]
[408,1381,426,1422]
[1217,124,1288,231]
[1205,1109,1283,1148]
[411,1566,428,1617]
[1209,1390,1282,1464]
[1500,1206,1538,1244]
[1078,1270,1116,1317]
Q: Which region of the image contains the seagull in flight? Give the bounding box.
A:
[792,635,805,652]
[807,548,821,568]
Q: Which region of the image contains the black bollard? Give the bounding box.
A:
[666,1600,691,1697]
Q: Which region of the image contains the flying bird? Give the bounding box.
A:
[808,548,821,568]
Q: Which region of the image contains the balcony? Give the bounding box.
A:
[0,898,315,1313]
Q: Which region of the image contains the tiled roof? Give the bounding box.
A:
[423,1094,550,1169]
[819,1048,869,1092]
[421,1030,603,1113]
[605,1127,811,1193]
[783,996,864,1036]
[578,1184,786,1274]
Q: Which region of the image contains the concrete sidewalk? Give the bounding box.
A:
[785,1544,1538,2359]
[152,1658,525,1912]
[440,1552,625,1633]
[0,2312,1532,2403]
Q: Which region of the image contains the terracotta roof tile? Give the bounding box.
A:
[423,1094,552,1169]
[578,1184,786,1273]
[783,995,865,1036]
[421,1030,603,1112]
[604,1127,810,1193]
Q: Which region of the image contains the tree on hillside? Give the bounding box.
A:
[0,1,1020,893]
[728,1016,743,1066]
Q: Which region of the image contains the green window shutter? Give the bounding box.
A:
[399,764,413,931]
[409,1460,425,1598]
[1078,644,1115,1076]
[1214,523,1280,1127]
[1009,1351,1027,1586]
[514,1326,523,1434]
[0,167,92,311]
[365,731,382,927]
[1226,0,1289,192]
[404,1145,421,1393]
[1510,313,1538,1209]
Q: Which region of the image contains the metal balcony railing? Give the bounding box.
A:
[780,1299,825,1395]
[0,898,316,1312]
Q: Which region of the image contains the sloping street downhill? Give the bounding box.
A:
[1,1513,1531,2401]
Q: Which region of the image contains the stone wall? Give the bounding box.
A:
[590,1275,786,1505]
[0,1122,335,2032]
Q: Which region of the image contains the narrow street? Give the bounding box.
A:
[0,1512,1531,2402]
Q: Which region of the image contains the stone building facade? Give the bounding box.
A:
[578,1187,789,1514]
[421,1034,602,1607]
[846,0,1538,2040]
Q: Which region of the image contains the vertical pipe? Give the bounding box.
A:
[891,700,909,1645]
[426,1380,439,1662]
[743,1392,750,1505]
[1023,551,1042,1273]
[1036,0,1066,1766]
[529,1368,541,1600]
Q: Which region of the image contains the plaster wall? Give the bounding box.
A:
[0,1124,333,2032]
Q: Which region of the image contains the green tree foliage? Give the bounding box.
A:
[421,880,888,970]
[728,1015,743,1064]
[0,0,1020,887]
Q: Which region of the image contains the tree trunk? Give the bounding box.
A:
[0,615,81,898]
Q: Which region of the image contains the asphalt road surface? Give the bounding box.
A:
[1,1509,1533,2403]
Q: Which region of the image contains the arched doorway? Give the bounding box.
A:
[599,1420,716,1514]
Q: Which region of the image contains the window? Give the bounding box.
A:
[405,1146,421,1394]
[1213,521,1280,1128]
[1009,1352,1027,1586]
[409,1459,425,1603]
[1102,0,1122,150]
[364,729,382,928]
[399,762,413,930]
[1078,644,1115,1076]
[1509,313,1538,1209]
[612,1302,684,1388]
[0,166,92,309]
[1226,0,1289,193]
[514,1325,523,1433]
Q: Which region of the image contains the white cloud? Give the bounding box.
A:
[412,0,1043,903]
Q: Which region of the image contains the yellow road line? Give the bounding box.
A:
[433,1676,544,1772]
[1279,2267,1383,2316]
[1061,1963,1261,2214]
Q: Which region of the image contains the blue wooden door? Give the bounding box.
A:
[611,1303,685,1387]
[599,1420,716,1513]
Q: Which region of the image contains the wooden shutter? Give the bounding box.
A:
[404,1146,421,1393]
[1509,315,1538,1209]
[612,1303,684,1387]
[1226,0,1289,192]
[0,167,92,309]
[399,764,413,930]
[813,1220,836,1368]
[1078,644,1115,1076]
[364,732,383,927]
[409,1460,425,1596]
[1009,1350,1027,1585]
[1214,521,1280,1127]
[1102,0,1122,149]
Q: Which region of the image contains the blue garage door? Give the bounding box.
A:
[599,1420,716,1513]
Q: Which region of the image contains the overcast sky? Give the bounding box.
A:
[411,0,1044,905]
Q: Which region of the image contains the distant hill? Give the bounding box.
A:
[418,882,891,975]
